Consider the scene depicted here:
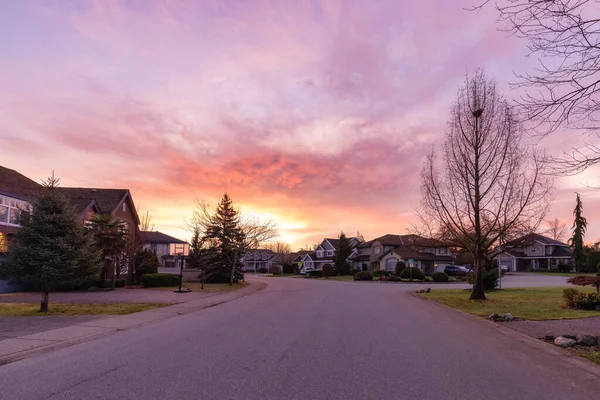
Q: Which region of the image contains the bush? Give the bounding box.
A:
[585,251,600,273]
[134,248,159,284]
[576,293,599,310]
[362,265,368,272]
[307,270,323,278]
[257,267,267,273]
[466,270,499,291]
[567,275,600,294]
[141,273,181,288]
[322,265,335,278]
[282,263,297,274]
[269,266,282,275]
[353,271,373,281]
[396,261,406,276]
[373,270,393,277]
[350,269,361,275]
[400,267,425,281]
[431,272,449,283]
[563,288,580,309]
[387,275,401,282]
[557,264,572,273]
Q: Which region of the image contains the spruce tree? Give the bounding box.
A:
[188,227,203,270]
[334,232,352,276]
[3,181,101,312]
[204,193,245,283]
[570,193,588,272]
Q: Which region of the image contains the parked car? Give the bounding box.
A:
[444,265,470,276]
[300,266,316,275]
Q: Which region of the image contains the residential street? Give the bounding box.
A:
[1,277,599,400]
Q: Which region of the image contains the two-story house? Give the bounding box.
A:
[242,249,277,272]
[495,233,573,272]
[300,237,363,271]
[351,234,455,275]
[140,231,189,270]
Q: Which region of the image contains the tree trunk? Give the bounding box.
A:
[470,254,486,300]
[229,254,237,286]
[111,259,117,290]
[40,291,49,312]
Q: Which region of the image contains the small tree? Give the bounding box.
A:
[334,232,352,276]
[90,214,128,289]
[569,193,587,273]
[395,261,406,276]
[134,248,159,283]
[567,276,600,294]
[2,179,100,312]
[188,227,203,270]
[322,265,335,278]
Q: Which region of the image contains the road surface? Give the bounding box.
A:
[1,277,598,400]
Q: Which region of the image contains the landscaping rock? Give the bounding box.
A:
[576,335,598,347]
[502,313,514,322]
[554,336,577,347]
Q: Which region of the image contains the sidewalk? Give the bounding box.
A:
[0,279,266,365]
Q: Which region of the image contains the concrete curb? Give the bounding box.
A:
[0,280,266,366]
[413,292,600,378]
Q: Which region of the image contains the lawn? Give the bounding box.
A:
[320,275,355,282]
[532,272,597,278]
[268,274,301,278]
[151,282,249,292]
[573,349,600,365]
[0,303,169,317]
[420,287,599,321]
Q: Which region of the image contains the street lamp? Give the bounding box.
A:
[170,242,190,293]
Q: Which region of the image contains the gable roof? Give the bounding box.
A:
[140,231,187,244]
[386,246,454,262]
[0,165,42,200]
[55,187,140,225]
[505,233,570,248]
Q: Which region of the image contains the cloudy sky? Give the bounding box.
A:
[1,0,598,249]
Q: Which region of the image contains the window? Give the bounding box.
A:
[326,250,333,257]
[317,250,323,258]
[0,196,30,226]
[386,258,399,271]
[374,247,380,255]
[123,203,127,212]
[439,248,447,255]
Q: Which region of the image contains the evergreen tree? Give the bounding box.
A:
[334,232,352,276]
[569,193,588,272]
[203,193,245,284]
[188,227,203,270]
[89,214,128,289]
[3,181,101,312]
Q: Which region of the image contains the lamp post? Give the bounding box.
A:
[171,242,190,293]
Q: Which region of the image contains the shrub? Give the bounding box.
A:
[362,265,368,272]
[269,266,282,275]
[350,269,361,275]
[141,273,181,288]
[396,261,406,276]
[400,267,425,281]
[257,267,268,273]
[322,265,335,278]
[557,264,572,273]
[387,275,401,282]
[585,251,600,273]
[307,270,323,278]
[282,263,297,274]
[431,272,449,283]
[466,270,498,291]
[373,270,392,277]
[563,288,580,309]
[353,271,373,281]
[134,248,159,284]
[576,293,599,310]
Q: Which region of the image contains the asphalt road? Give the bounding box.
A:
[1,277,599,400]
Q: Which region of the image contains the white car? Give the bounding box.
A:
[300,267,316,275]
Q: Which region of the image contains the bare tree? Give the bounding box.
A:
[264,241,292,255]
[187,197,278,285]
[420,70,552,300]
[472,0,600,174]
[139,209,155,232]
[543,217,568,241]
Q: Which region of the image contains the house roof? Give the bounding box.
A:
[386,246,455,262]
[55,187,140,225]
[509,233,570,248]
[140,231,187,244]
[0,165,42,200]
[551,246,573,257]
[350,254,370,262]
[325,238,340,248]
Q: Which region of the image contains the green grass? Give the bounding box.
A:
[532,272,597,277]
[151,282,248,292]
[420,287,600,321]
[0,303,169,317]
[573,348,600,365]
[320,275,356,282]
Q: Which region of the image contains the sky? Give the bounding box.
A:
[1,0,599,249]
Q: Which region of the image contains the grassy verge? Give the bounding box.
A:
[0,303,169,317]
[420,287,599,321]
[320,276,355,282]
[151,282,248,292]
[573,349,600,365]
[531,272,597,277]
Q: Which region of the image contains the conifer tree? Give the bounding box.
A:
[570,193,587,272]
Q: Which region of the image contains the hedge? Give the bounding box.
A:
[400,267,425,281]
[141,273,181,288]
[431,272,449,283]
[354,271,373,281]
[307,270,323,278]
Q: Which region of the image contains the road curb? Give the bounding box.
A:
[0,280,267,366]
[413,292,600,378]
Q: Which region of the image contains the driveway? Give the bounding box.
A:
[1,276,598,400]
